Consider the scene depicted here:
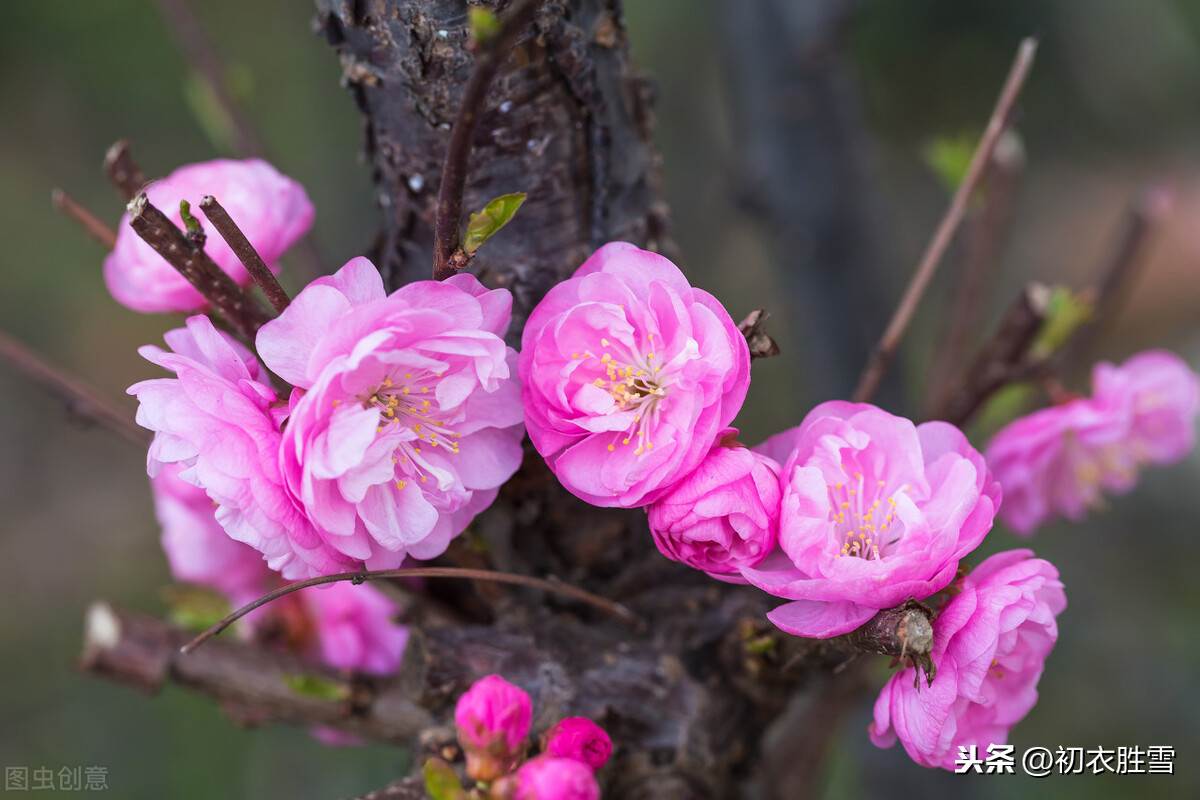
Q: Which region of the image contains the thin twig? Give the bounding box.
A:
[102,140,147,202]
[127,193,272,339]
[152,0,265,159]
[198,195,290,312]
[51,189,118,249]
[1062,184,1171,368]
[182,566,641,653]
[852,37,1038,403]
[0,329,150,447]
[432,0,544,281]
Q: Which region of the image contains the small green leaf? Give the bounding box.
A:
[424,758,468,800]
[282,674,350,702]
[461,192,526,256]
[178,199,204,239]
[922,133,977,195]
[468,7,502,46]
[976,382,1035,438]
[162,585,231,632]
[1030,285,1094,360]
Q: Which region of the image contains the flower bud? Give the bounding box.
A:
[513,756,600,800]
[454,674,532,781]
[544,717,612,770]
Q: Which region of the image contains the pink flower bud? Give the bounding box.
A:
[544,717,612,770]
[455,675,532,780]
[647,428,781,580]
[514,756,601,800]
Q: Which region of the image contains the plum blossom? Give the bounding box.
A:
[513,756,601,800]
[304,583,408,675]
[986,350,1200,535]
[544,717,612,770]
[153,462,273,610]
[129,315,321,579]
[518,242,750,507]
[254,257,525,578]
[742,401,1000,638]
[869,549,1066,770]
[105,158,313,313]
[646,428,780,580]
[455,674,533,781]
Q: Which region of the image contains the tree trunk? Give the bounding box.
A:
[311,2,840,797]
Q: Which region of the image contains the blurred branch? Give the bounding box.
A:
[198,194,290,313]
[432,0,544,281]
[152,0,265,159]
[853,37,1038,404]
[78,602,431,742]
[345,774,426,800]
[923,131,1024,418]
[102,140,147,202]
[51,189,117,249]
[0,328,150,447]
[127,193,272,339]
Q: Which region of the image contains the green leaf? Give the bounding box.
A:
[282,674,350,703]
[461,192,526,256]
[162,584,231,633]
[178,199,204,238]
[424,758,468,800]
[468,7,502,46]
[921,133,977,195]
[1030,285,1094,360]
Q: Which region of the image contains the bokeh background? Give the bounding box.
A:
[2,1,1200,797]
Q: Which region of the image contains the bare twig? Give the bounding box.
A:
[127,193,272,339]
[152,0,265,159]
[1062,185,1171,367]
[51,189,118,249]
[102,140,147,202]
[0,329,150,447]
[432,0,544,281]
[923,130,1025,417]
[198,195,290,312]
[929,283,1051,426]
[852,38,1038,403]
[738,309,782,360]
[183,566,641,654]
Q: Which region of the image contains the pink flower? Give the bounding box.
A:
[986,350,1200,534]
[129,315,323,577]
[254,257,525,579]
[544,717,612,770]
[742,401,1000,638]
[105,159,313,313]
[518,242,750,507]
[869,549,1066,770]
[455,674,533,754]
[152,462,273,609]
[647,428,781,580]
[514,756,601,800]
[303,582,408,674]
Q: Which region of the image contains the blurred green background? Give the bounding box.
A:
[2,1,1200,797]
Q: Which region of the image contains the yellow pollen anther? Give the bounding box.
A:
[601,338,610,346]
[383,379,392,386]
[607,444,614,451]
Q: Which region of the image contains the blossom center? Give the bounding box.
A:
[826,463,908,560]
[574,335,670,457]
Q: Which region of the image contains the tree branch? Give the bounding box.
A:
[127,193,272,339]
[0,328,150,447]
[102,139,147,202]
[198,194,291,312]
[852,37,1038,403]
[432,0,544,281]
[51,188,118,249]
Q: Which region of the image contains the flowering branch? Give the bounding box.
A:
[102,139,147,201]
[51,188,117,248]
[126,192,272,339]
[182,566,641,654]
[852,37,1038,403]
[432,0,544,281]
[197,194,291,312]
[0,328,150,447]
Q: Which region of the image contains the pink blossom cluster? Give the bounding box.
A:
[452,674,609,798]
[985,350,1200,535]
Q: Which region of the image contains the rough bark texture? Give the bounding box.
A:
[313,0,669,339]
